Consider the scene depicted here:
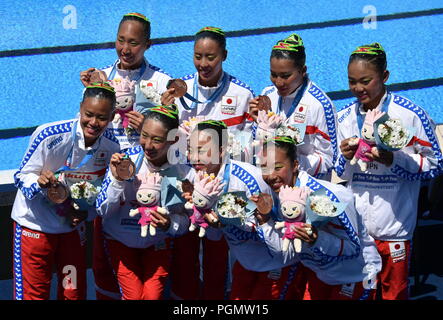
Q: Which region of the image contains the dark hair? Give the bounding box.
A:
[194,120,228,149]
[195,27,226,51]
[118,13,151,40]
[270,34,306,70]
[144,105,179,131]
[263,137,298,163]
[82,86,116,110]
[349,42,387,75]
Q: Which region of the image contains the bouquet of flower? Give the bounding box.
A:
[275,123,306,145]
[374,114,415,151]
[69,181,101,211]
[215,191,256,227]
[305,189,347,228]
[137,81,163,112]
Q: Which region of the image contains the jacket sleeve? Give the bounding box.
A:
[14,127,50,200]
[334,113,357,181]
[390,112,443,181]
[95,168,127,217]
[298,98,338,178]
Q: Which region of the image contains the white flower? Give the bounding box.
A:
[139,84,162,105]
[69,181,100,205]
[275,125,303,144]
[217,193,248,222]
[377,119,409,149]
[309,195,337,217]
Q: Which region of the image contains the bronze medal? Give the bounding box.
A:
[89,69,108,84]
[167,79,188,98]
[47,182,69,204]
[257,95,272,112]
[116,156,136,180]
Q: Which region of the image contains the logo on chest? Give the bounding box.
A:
[221,96,238,115]
[292,103,308,123]
[94,151,108,167]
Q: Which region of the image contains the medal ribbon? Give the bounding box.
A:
[277,77,309,119]
[179,72,228,110]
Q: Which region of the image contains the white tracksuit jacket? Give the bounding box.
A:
[95,145,193,248]
[175,71,254,133]
[335,93,443,241]
[260,80,338,179]
[12,118,120,234]
[257,171,382,287]
[100,58,172,150]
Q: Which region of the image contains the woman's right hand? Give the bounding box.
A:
[248,97,260,122]
[80,68,96,87]
[161,88,176,106]
[340,138,358,160]
[109,153,126,181]
[37,170,57,188]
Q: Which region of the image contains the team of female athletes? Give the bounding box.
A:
[11,12,442,300]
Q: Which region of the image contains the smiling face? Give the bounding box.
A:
[281,201,303,219]
[192,191,209,209]
[194,38,227,87]
[270,57,306,97]
[348,59,389,111]
[115,20,150,70]
[260,145,298,193]
[136,189,158,206]
[139,118,176,167]
[79,97,114,147]
[188,129,224,175]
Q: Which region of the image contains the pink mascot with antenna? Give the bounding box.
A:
[185,171,224,238]
[348,109,386,171]
[129,172,168,237]
[109,77,136,133]
[275,186,311,253]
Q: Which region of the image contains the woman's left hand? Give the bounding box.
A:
[126,111,145,134]
[294,223,318,244]
[250,193,273,225]
[366,146,393,166]
[149,209,171,231]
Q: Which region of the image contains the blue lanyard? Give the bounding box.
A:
[294,177,301,187]
[277,77,309,119]
[108,59,147,82]
[179,72,228,110]
[222,162,231,193]
[56,121,98,173]
[133,151,145,175]
[356,92,391,137]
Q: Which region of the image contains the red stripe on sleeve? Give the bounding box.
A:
[305,125,331,141]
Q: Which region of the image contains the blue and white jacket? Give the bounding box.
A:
[175,71,254,133]
[12,118,120,234]
[100,58,172,150]
[95,145,193,248]
[335,93,443,241]
[257,171,381,287]
[260,80,338,179]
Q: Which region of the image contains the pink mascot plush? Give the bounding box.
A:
[109,77,136,134]
[275,186,311,252]
[348,109,386,172]
[185,171,224,238]
[129,172,168,237]
[253,110,284,145]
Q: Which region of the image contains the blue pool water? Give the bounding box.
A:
[1,0,442,170]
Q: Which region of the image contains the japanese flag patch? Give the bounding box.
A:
[221,96,237,115]
[292,103,309,123]
[389,241,406,263]
[139,79,157,91]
